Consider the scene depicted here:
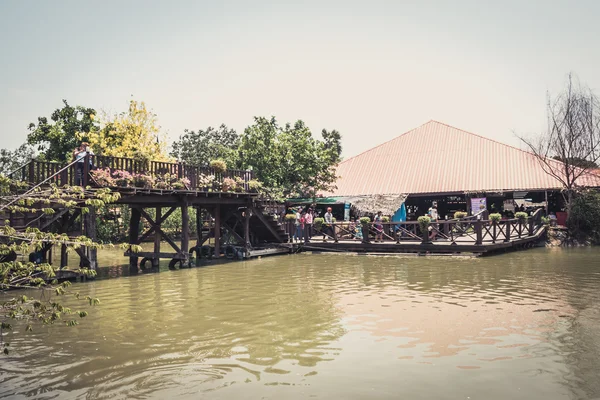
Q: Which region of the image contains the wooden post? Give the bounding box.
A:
[83,206,97,270]
[214,205,220,258]
[528,217,534,236]
[504,221,511,242]
[153,207,161,268]
[28,161,34,185]
[60,212,69,269]
[475,219,483,245]
[195,206,202,266]
[83,154,90,187]
[245,207,251,251]
[362,222,370,244]
[181,203,189,266]
[129,207,141,271]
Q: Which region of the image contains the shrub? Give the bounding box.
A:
[234,176,245,192]
[314,217,324,226]
[382,216,390,223]
[418,215,431,232]
[248,179,262,192]
[172,177,190,190]
[541,216,550,225]
[285,213,297,221]
[454,211,467,219]
[568,191,600,244]
[90,168,115,187]
[489,213,502,223]
[222,177,236,192]
[112,170,133,187]
[210,159,227,173]
[515,212,528,222]
[132,173,155,189]
[198,173,216,188]
[359,216,371,224]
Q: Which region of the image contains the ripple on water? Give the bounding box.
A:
[1,250,600,399]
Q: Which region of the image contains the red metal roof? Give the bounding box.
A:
[326,121,600,196]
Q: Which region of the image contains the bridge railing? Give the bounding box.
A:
[8,156,255,192]
[285,209,546,246]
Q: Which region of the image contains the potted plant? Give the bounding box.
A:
[359,216,371,243]
[248,179,262,193]
[515,211,528,237]
[234,176,245,192]
[418,215,431,243]
[133,173,155,189]
[90,168,115,187]
[489,213,502,242]
[210,159,227,174]
[454,211,467,219]
[112,170,133,187]
[172,177,190,190]
[222,177,236,192]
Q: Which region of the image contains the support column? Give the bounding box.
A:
[60,212,69,269]
[153,207,161,268]
[245,207,251,252]
[181,203,189,266]
[214,205,221,258]
[129,206,141,271]
[83,206,97,270]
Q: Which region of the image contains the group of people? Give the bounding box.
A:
[292,206,337,243]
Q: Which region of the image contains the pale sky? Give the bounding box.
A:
[1,0,599,158]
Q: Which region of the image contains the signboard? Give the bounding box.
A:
[344,202,350,221]
[470,198,487,215]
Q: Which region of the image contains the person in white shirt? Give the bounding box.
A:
[73,142,94,185]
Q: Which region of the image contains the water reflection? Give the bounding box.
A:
[1,249,600,399]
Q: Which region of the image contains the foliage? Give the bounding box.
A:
[112,170,133,187]
[0,144,36,176]
[314,217,324,226]
[248,179,262,193]
[454,211,468,219]
[519,74,600,214]
[285,213,297,221]
[90,168,115,187]
[86,100,170,162]
[172,177,190,190]
[132,173,155,189]
[27,100,98,162]
[489,213,502,223]
[221,177,236,192]
[171,125,239,167]
[238,117,342,200]
[381,216,390,223]
[0,180,125,354]
[515,212,528,222]
[567,191,600,244]
[359,217,371,224]
[418,216,431,232]
[541,216,550,225]
[210,159,227,173]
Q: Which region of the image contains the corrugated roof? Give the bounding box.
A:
[326,120,600,196]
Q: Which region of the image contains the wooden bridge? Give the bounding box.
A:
[3,156,289,272]
[281,209,547,256]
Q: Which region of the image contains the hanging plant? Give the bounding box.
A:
[418,216,431,232]
[489,213,502,223]
[454,211,467,219]
[515,212,528,223]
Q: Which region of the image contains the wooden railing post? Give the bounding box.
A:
[422,223,429,244]
[83,155,90,187]
[504,221,511,242]
[362,222,370,244]
[528,217,534,236]
[475,219,483,245]
[28,160,35,185]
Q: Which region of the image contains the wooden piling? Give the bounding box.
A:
[214,205,220,258]
[129,206,141,270]
[153,207,161,268]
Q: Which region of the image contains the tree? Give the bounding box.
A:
[0,144,36,176]
[239,117,342,199]
[87,100,170,162]
[519,74,600,213]
[0,177,129,354]
[27,100,98,162]
[171,124,239,167]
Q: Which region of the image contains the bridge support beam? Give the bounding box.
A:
[129,206,141,272]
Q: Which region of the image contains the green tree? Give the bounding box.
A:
[27,100,98,162]
[171,124,239,167]
[0,178,127,354]
[87,100,170,162]
[0,143,36,175]
[239,117,342,199]
[567,190,600,244]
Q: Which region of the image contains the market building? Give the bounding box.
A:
[290,121,600,224]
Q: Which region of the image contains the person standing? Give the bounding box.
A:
[294,208,303,243]
[428,205,439,240]
[323,207,337,242]
[304,208,313,243]
[374,211,384,242]
[73,142,94,186]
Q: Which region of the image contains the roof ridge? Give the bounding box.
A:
[427,120,533,156]
[340,120,435,165]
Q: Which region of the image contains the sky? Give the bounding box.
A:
[1,0,599,159]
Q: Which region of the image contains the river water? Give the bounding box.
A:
[1,248,600,399]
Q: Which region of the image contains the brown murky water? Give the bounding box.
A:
[1,248,600,399]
